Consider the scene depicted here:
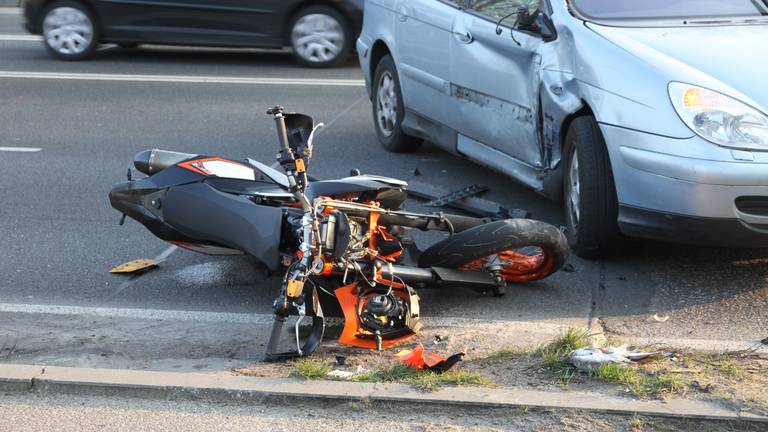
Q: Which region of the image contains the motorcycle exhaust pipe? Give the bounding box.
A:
[133,149,198,175]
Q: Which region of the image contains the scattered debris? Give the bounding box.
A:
[335,355,347,366]
[411,167,421,176]
[395,344,465,373]
[109,259,159,274]
[433,334,447,345]
[326,366,369,380]
[570,346,658,372]
[407,180,529,219]
[652,314,670,323]
[561,263,577,273]
[425,184,488,207]
[761,337,768,346]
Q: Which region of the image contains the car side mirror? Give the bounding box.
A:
[536,13,557,42]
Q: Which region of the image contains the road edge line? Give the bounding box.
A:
[0,364,765,423]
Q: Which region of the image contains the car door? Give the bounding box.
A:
[99,0,286,46]
[449,0,545,167]
[394,0,461,126]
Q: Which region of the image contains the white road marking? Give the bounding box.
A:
[0,146,42,152]
[0,35,39,41]
[0,70,365,87]
[0,8,21,15]
[0,302,569,330]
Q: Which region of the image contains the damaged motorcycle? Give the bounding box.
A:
[109,107,569,360]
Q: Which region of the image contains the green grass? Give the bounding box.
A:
[539,328,591,384]
[473,347,532,364]
[291,358,331,379]
[592,363,685,398]
[351,363,491,391]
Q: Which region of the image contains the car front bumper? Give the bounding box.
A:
[601,123,768,247]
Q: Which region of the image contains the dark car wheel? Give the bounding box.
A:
[563,116,623,258]
[372,55,422,153]
[41,1,99,60]
[289,5,351,68]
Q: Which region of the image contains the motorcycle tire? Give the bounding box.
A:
[418,219,569,283]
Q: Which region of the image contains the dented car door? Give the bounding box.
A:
[450,0,544,168]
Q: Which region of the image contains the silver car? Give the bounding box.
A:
[357,0,768,257]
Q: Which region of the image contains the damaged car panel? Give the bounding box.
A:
[358,0,768,256]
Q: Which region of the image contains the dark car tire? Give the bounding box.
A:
[563,116,624,258]
[372,55,422,153]
[41,0,99,61]
[289,5,351,68]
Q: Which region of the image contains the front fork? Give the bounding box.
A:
[266,211,326,361]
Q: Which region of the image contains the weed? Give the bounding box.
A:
[629,414,645,431]
[350,363,491,391]
[473,347,531,364]
[291,358,331,379]
[592,363,684,398]
[539,328,591,385]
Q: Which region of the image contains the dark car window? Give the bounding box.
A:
[468,0,541,20]
[571,0,768,20]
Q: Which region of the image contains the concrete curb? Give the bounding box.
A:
[1,364,766,423]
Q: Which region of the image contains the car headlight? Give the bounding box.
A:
[669,82,768,151]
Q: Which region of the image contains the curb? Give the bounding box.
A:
[1,364,766,423]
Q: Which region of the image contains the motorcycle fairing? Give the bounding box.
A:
[162,182,284,270]
[307,175,408,209]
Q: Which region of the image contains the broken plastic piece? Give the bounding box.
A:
[109,259,159,274]
[395,344,465,373]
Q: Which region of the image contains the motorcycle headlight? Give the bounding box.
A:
[669,82,768,151]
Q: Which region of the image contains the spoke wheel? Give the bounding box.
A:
[42,3,97,60]
[376,71,397,137]
[290,7,349,68]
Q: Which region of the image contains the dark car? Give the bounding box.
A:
[23,0,363,67]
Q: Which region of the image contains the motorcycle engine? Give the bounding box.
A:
[358,286,421,340]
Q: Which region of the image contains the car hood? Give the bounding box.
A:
[586,22,768,113]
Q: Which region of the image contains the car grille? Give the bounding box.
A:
[736,196,768,217]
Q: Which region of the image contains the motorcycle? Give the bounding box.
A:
[109,106,569,360]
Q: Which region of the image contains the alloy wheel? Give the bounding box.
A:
[376,71,397,137]
[291,14,345,64]
[567,148,581,229]
[43,7,94,56]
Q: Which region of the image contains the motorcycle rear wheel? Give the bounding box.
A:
[418,219,569,283]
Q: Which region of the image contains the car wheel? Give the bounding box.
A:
[563,116,623,258]
[41,1,99,60]
[289,6,350,68]
[372,55,422,153]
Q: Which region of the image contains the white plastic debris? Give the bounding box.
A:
[326,366,369,380]
[570,346,657,372]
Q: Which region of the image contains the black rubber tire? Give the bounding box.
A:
[563,116,623,258]
[288,5,351,68]
[41,1,99,61]
[418,219,569,279]
[372,55,422,153]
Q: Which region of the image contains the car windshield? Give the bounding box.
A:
[570,0,768,21]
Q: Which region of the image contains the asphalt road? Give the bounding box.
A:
[1,9,767,368]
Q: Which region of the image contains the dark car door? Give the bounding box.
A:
[98,0,295,47]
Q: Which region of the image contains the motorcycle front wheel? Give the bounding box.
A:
[418,219,569,283]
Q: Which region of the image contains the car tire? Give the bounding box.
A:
[372,55,422,153]
[563,116,623,258]
[289,6,351,68]
[41,1,99,61]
